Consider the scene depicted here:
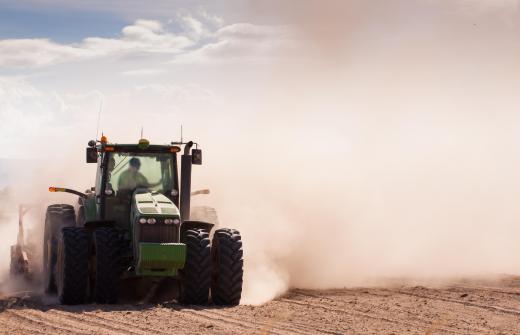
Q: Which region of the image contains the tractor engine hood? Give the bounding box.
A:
[132,191,185,276]
[134,192,180,216]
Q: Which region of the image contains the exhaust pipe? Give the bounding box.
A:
[180,141,193,221]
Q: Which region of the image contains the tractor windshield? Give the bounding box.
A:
[107,152,175,195]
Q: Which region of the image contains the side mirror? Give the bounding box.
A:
[192,149,202,165]
[86,147,98,163]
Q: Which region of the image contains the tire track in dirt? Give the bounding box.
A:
[281,294,468,335]
[44,309,151,335]
[327,287,502,334]
[384,289,520,316]
[449,285,520,297]
[178,308,292,335]
[3,281,520,335]
[3,310,86,335]
[101,308,227,335]
[348,288,499,326]
[317,289,500,334]
[83,312,171,335]
[279,298,426,330]
[177,307,322,335]
[199,308,325,335]
[114,307,232,334]
[0,316,48,335]
[17,309,133,335]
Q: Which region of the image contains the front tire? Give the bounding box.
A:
[179,229,211,305]
[56,227,89,305]
[93,228,122,304]
[211,228,243,306]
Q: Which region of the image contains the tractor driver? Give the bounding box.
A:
[118,157,160,192]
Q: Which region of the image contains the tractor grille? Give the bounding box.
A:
[138,224,178,243]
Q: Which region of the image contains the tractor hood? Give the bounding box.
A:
[134,192,180,216]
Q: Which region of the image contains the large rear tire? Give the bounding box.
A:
[43,204,75,293]
[93,228,122,304]
[56,227,89,305]
[179,229,211,305]
[211,228,243,306]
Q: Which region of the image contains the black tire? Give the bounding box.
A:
[56,227,89,305]
[179,229,211,305]
[43,204,75,293]
[93,228,122,304]
[211,228,243,306]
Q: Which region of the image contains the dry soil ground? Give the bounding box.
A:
[1,276,520,334]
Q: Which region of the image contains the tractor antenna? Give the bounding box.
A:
[95,99,103,140]
[140,126,144,139]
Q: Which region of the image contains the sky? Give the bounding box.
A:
[2,0,520,304]
[0,0,298,157]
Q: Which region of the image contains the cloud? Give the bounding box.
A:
[0,19,194,68]
[0,39,86,67]
[132,83,215,102]
[121,68,165,76]
[173,23,295,63]
[0,17,292,68]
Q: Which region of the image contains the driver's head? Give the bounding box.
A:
[129,157,141,171]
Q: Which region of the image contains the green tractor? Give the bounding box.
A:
[43,137,243,305]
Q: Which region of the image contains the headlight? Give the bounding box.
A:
[139,218,147,224]
[171,189,179,196]
[164,218,180,225]
[147,218,156,224]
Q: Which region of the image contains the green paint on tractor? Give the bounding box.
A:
[137,243,186,276]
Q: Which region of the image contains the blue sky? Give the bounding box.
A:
[0,0,257,41]
[0,7,128,43]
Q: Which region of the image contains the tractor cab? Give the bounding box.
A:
[82,137,201,227]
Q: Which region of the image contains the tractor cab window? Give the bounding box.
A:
[107,152,174,196]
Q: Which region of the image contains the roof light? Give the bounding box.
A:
[100,135,108,143]
[138,138,150,149]
[170,146,181,153]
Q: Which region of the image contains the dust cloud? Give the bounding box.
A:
[2,0,520,305]
[232,0,520,304]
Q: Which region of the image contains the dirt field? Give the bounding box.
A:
[1,276,520,335]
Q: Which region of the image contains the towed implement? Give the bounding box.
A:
[10,205,33,278]
[44,136,243,305]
